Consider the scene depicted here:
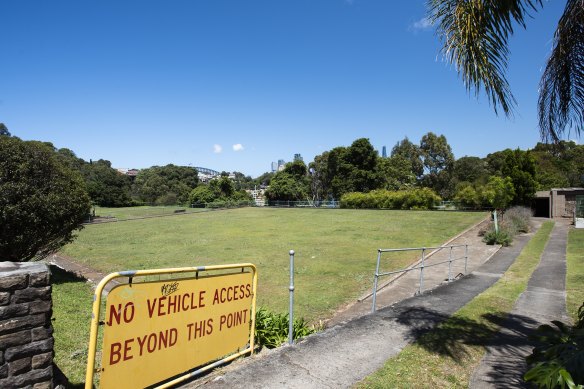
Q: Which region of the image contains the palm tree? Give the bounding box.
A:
[429,0,583,142]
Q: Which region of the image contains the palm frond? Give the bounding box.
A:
[429,0,542,116]
[538,0,584,142]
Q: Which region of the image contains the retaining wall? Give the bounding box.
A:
[0,262,53,389]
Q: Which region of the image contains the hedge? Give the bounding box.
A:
[339,188,441,210]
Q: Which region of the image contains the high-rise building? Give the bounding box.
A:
[271,162,278,172]
[382,146,387,158]
[277,159,286,171]
[293,153,303,162]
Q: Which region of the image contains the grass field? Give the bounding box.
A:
[51,267,95,386]
[64,207,485,321]
[93,205,208,220]
[54,207,484,386]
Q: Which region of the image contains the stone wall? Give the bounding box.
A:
[0,262,53,389]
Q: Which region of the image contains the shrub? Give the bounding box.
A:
[340,188,441,210]
[0,137,91,261]
[524,302,584,388]
[504,206,533,233]
[482,225,513,246]
[254,307,318,348]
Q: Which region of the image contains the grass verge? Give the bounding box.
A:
[51,266,94,387]
[566,228,584,322]
[358,221,554,388]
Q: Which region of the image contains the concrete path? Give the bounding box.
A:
[470,220,570,388]
[328,218,499,326]
[182,227,538,388]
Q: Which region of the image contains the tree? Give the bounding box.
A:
[232,172,254,190]
[0,137,91,262]
[310,138,384,200]
[482,176,515,210]
[253,172,275,188]
[429,0,583,141]
[452,156,489,185]
[188,176,252,205]
[454,184,482,209]
[133,164,199,204]
[58,150,133,207]
[501,149,537,205]
[391,137,424,178]
[265,172,308,202]
[188,185,216,204]
[532,141,584,188]
[419,132,455,198]
[283,159,308,178]
[0,123,11,137]
[378,155,417,191]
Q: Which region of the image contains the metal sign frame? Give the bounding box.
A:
[85,263,258,388]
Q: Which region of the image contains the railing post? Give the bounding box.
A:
[448,246,453,282]
[371,250,382,313]
[419,248,426,294]
[464,244,468,274]
[289,250,295,345]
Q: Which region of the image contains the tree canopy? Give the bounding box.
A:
[0,137,91,262]
[0,123,10,137]
[57,149,133,207]
[133,164,199,205]
[429,0,583,141]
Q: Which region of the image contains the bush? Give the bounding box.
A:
[524,302,584,388]
[482,206,533,247]
[340,188,441,210]
[504,206,533,234]
[254,307,318,348]
[0,137,91,261]
[482,226,513,247]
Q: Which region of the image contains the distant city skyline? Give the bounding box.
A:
[1,1,574,177]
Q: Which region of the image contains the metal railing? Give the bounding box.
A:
[371,244,468,312]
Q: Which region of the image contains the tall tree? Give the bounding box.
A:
[501,149,538,205]
[452,156,489,185]
[419,132,455,197]
[0,123,10,137]
[429,0,583,141]
[378,155,417,191]
[391,137,424,178]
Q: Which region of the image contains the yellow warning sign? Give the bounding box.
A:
[99,271,253,388]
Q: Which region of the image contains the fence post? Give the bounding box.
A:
[464,244,468,274]
[288,250,295,345]
[419,248,426,294]
[448,246,453,282]
[371,250,382,313]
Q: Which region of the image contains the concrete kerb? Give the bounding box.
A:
[357,215,497,302]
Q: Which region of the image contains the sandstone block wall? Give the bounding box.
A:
[0,262,53,389]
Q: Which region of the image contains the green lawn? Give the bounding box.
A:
[358,221,554,388]
[64,207,485,321]
[567,228,584,321]
[51,267,95,387]
[54,207,484,386]
[93,205,208,220]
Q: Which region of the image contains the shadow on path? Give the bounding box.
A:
[393,306,539,370]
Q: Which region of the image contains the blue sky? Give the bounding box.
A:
[0,1,570,177]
